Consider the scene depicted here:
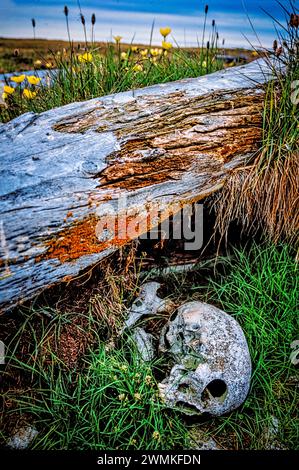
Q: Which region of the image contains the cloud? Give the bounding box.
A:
[0,1,283,48]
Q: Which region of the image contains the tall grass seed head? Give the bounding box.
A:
[11,74,25,83]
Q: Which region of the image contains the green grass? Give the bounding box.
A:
[2,242,298,450]
[211,5,299,246]
[198,242,298,449]
[2,312,188,450]
[0,43,223,123]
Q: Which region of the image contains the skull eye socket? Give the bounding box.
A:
[201,379,227,401]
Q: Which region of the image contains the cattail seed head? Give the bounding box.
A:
[207,40,210,50]
[80,13,85,26]
[273,39,278,52]
[212,19,215,27]
[91,13,96,25]
[205,5,209,15]
[31,18,36,28]
[64,5,69,17]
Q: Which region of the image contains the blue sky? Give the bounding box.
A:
[0,1,292,48]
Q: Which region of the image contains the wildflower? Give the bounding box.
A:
[113,35,123,44]
[45,62,53,68]
[130,438,137,445]
[2,92,8,100]
[131,46,138,52]
[23,88,37,99]
[113,375,118,381]
[134,392,141,401]
[132,64,143,72]
[118,393,126,401]
[78,52,93,63]
[150,48,160,57]
[121,52,128,60]
[120,364,128,372]
[27,75,41,85]
[252,51,259,57]
[160,27,172,38]
[11,74,25,83]
[3,85,15,95]
[290,13,299,28]
[162,41,172,50]
[140,49,148,57]
[152,431,160,441]
[145,375,152,385]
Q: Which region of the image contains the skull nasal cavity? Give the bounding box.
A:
[203,379,227,399]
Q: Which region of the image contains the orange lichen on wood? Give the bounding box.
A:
[38,197,210,264]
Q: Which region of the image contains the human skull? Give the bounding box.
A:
[159,301,251,416]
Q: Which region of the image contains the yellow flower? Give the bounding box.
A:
[11,74,25,83]
[2,92,8,100]
[27,75,41,85]
[23,88,37,99]
[121,52,128,60]
[3,85,15,95]
[131,46,138,52]
[45,62,53,68]
[162,41,172,50]
[132,64,143,72]
[113,35,123,43]
[34,59,42,66]
[152,431,160,441]
[120,364,128,371]
[118,393,126,401]
[134,392,141,401]
[140,49,148,57]
[130,438,137,445]
[150,48,160,57]
[78,52,93,63]
[160,27,172,38]
[252,51,259,57]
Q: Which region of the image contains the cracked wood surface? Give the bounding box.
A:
[0,59,274,311]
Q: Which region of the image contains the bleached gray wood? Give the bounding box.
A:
[0,59,275,311]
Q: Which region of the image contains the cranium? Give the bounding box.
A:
[159,301,251,416]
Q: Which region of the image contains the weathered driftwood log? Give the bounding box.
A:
[0,59,274,311]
